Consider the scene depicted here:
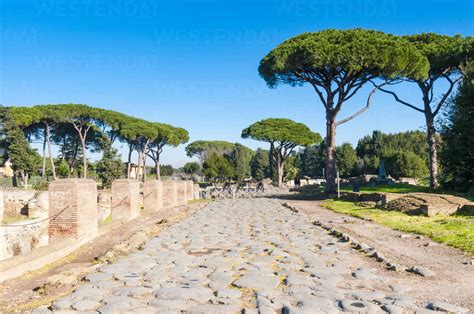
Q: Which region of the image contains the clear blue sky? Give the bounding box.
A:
[1,0,473,167]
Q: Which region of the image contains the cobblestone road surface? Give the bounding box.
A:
[34,199,469,313]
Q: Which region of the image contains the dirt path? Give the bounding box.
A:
[289,199,474,310]
[0,201,208,313]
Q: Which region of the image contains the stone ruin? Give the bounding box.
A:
[0,179,199,272]
[340,191,474,216]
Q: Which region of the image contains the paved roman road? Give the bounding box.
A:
[34,199,463,313]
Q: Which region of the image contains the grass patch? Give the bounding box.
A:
[99,214,112,226]
[187,199,211,205]
[340,183,431,194]
[323,200,474,254]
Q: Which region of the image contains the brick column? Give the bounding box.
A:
[186,181,194,201]
[176,181,187,204]
[111,179,140,221]
[143,180,163,212]
[48,179,98,242]
[193,184,201,199]
[0,190,5,260]
[162,180,177,208]
[0,190,3,224]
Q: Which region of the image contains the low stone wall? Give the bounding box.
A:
[200,187,265,199]
[0,220,49,260]
[0,179,198,279]
[97,190,112,223]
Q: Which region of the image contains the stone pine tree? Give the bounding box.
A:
[258,28,429,192]
[185,140,235,165]
[147,124,189,180]
[375,33,474,188]
[440,60,474,191]
[242,118,321,187]
[95,134,124,188]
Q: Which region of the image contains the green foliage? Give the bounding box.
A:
[159,164,174,177]
[250,148,270,181]
[202,152,234,181]
[241,118,320,146]
[6,127,41,185]
[356,130,429,176]
[296,144,325,178]
[183,162,201,175]
[404,33,474,78]
[242,118,320,186]
[259,28,429,88]
[228,143,254,182]
[95,135,124,189]
[386,151,429,179]
[440,61,474,192]
[283,155,299,181]
[185,140,235,162]
[336,143,357,177]
[56,159,70,178]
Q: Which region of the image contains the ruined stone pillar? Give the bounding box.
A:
[111,179,141,221]
[193,184,201,200]
[0,190,3,224]
[186,180,194,201]
[143,180,163,212]
[162,180,177,208]
[48,179,98,242]
[176,181,187,205]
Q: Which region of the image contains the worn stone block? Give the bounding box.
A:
[176,181,187,204]
[0,190,4,223]
[381,193,404,207]
[340,192,360,202]
[186,181,194,201]
[359,193,384,202]
[421,204,459,216]
[48,179,98,242]
[112,179,141,221]
[162,180,177,208]
[193,184,200,200]
[143,180,163,212]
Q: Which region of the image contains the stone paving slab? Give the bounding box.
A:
[33,198,468,313]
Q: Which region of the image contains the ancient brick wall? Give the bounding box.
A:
[162,181,177,208]
[48,179,98,242]
[176,181,187,205]
[112,179,140,220]
[143,180,163,212]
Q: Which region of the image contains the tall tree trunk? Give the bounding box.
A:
[325,112,337,193]
[269,142,274,181]
[46,124,57,180]
[276,160,284,187]
[41,131,46,177]
[137,151,143,181]
[127,144,133,179]
[426,115,439,189]
[155,155,161,180]
[80,136,87,178]
[143,152,148,182]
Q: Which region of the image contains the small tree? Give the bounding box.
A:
[147,124,189,180]
[95,135,124,189]
[183,162,201,175]
[6,127,41,188]
[258,29,428,192]
[336,143,357,177]
[386,151,428,179]
[375,33,474,188]
[228,143,254,182]
[185,140,235,164]
[242,118,321,187]
[202,152,234,182]
[250,148,270,181]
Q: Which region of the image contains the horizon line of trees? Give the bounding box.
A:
[0,104,189,188]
